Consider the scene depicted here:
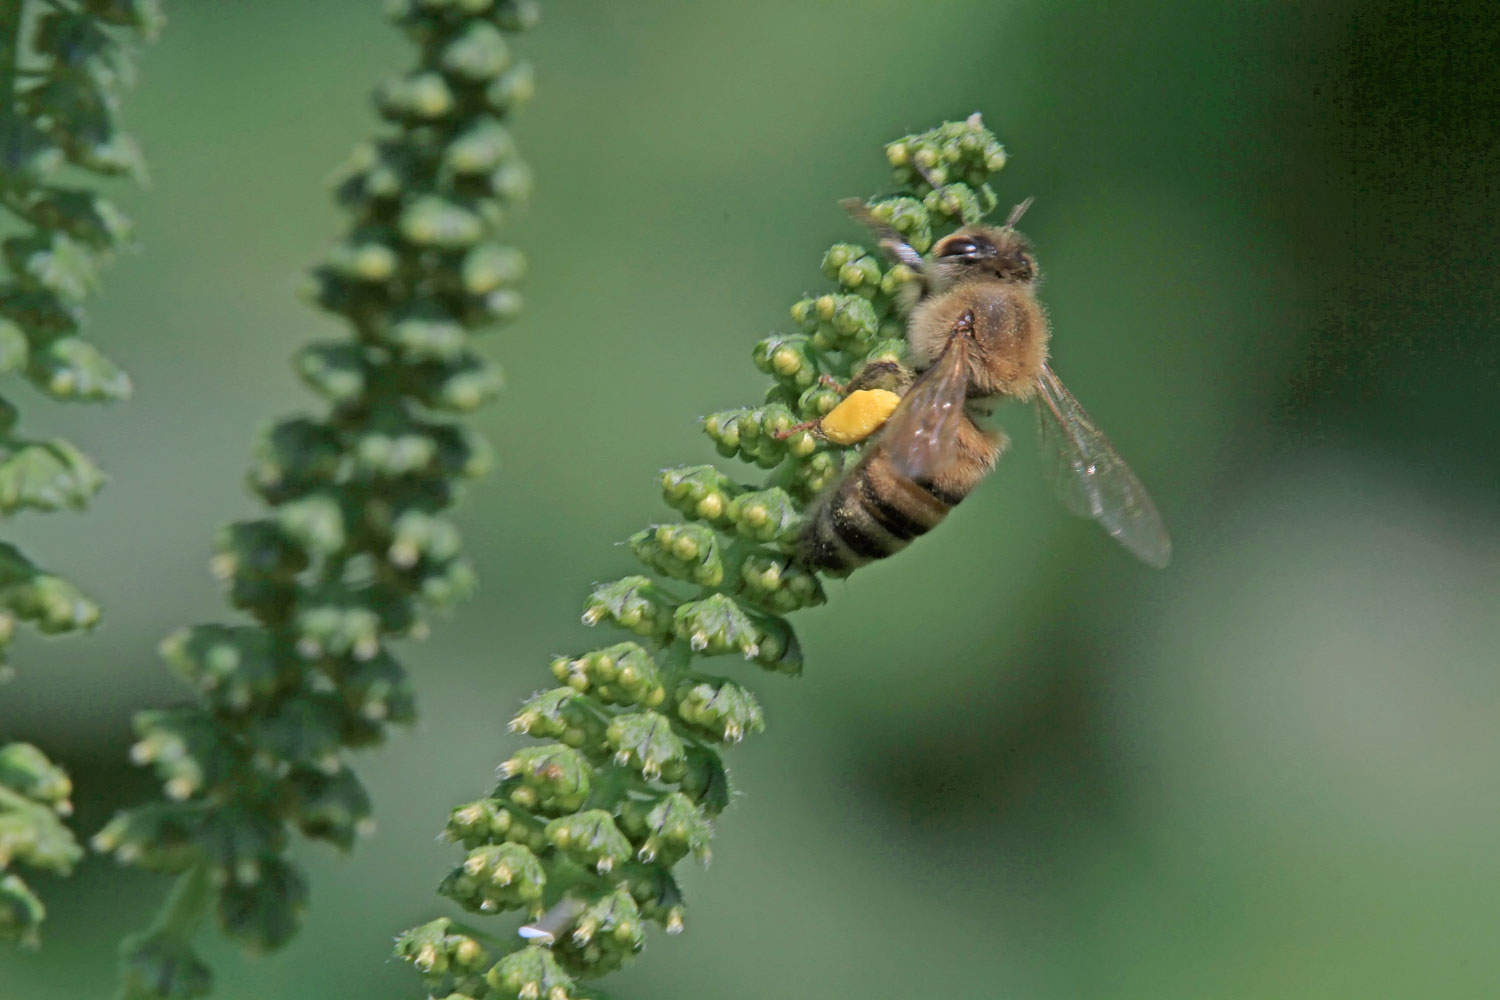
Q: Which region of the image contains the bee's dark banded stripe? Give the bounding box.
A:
[800,454,972,574]
[915,478,967,506]
[856,475,924,540]
[829,503,894,560]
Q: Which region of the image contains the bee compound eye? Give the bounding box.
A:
[939,237,978,259]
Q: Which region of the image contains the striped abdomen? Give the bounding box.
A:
[798,450,967,574]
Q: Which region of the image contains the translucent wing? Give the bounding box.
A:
[880,334,972,481]
[1034,365,1172,567]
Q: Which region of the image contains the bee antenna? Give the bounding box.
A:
[1004,196,1035,229]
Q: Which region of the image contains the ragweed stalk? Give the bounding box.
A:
[395,115,1008,999]
[91,1,538,996]
[0,0,160,946]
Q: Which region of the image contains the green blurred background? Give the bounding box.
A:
[4,1,1499,997]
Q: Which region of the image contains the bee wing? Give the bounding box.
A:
[882,335,972,481]
[1034,365,1172,567]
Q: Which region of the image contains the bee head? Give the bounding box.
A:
[930,226,1037,288]
[929,201,1039,289]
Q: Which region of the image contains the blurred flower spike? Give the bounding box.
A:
[395,112,1008,997]
[90,0,536,995]
[0,0,160,945]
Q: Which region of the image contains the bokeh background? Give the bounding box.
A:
[3,1,1498,997]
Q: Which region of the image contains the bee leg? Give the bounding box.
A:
[818,360,910,399]
[844,359,913,395]
[771,419,823,442]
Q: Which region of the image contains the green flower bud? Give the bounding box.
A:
[726,487,801,547]
[672,593,759,658]
[377,71,456,121]
[387,309,469,359]
[618,861,685,933]
[872,195,933,251]
[461,243,527,294]
[545,809,632,873]
[445,798,508,850]
[629,522,724,587]
[485,61,536,113]
[581,576,674,639]
[510,688,605,749]
[548,642,666,708]
[440,842,545,913]
[446,797,547,854]
[0,563,101,633]
[751,333,819,389]
[92,802,204,872]
[659,464,741,527]
[702,407,747,455]
[739,552,826,613]
[351,424,441,478]
[413,554,478,609]
[478,286,525,323]
[676,677,765,745]
[0,743,74,812]
[247,418,343,500]
[274,493,346,556]
[324,229,400,281]
[553,885,644,976]
[0,438,106,514]
[604,711,685,781]
[486,945,576,1000]
[158,625,283,714]
[625,792,712,867]
[399,195,484,248]
[819,243,866,281]
[828,294,878,342]
[387,510,463,568]
[295,342,367,402]
[441,22,513,81]
[2,232,91,301]
[792,384,837,422]
[498,745,592,814]
[394,917,491,980]
[836,253,883,293]
[0,800,78,876]
[129,708,237,802]
[445,117,517,174]
[30,336,132,401]
[292,593,382,660]
[862,337,908,369]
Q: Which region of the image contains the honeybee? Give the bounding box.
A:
[798,198,1172,573]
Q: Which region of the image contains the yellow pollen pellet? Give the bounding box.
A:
[819,388,902,445]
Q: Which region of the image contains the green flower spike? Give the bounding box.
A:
[95,0,536,994]
[0,0,159,945]
[396,113,1009,998]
